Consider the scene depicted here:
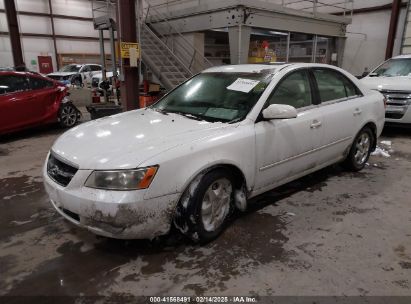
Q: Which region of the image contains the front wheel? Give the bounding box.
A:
[174,169,234,244]
[343,127,374,171]
[58,103,79,128]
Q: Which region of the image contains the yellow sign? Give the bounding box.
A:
[120,42,140,59]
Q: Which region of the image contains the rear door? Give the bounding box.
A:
[0,74,34,131]
[254,69,324,192]
[310,68,364,163]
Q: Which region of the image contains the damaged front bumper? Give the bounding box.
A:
[43,165,180,239]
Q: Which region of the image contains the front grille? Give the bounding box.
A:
[47,153,78,187]
[386,112,405,119]
[380,90,411,106]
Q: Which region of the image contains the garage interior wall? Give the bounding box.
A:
[0,0,113,72]
[343,4,407,76]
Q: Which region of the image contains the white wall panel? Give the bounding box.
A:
[21,37,55,71]
[342,10,391,76]
[15,0,49,14]
[53,18,97,37]
[0,12,8,32]
[0,37,13,68]
[52,0,93,18]
[56,39,112,55]
[18,15,52,34]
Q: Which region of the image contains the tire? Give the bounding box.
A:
[58,103,79,128]
[343,126,375,171]
[174,169,235,244]
[73,77,83,87]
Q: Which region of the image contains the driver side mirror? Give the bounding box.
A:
[262,104,298,120]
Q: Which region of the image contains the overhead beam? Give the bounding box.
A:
[0,31,111,41]
[147,0,350,37]
[4,0,24,67]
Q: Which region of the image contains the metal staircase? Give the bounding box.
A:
[141,24,193,89]
[401,0,411,54]
[142,4,213,89]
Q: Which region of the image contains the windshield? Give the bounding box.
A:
[60,65,81,73]
[151,71,274,123]
[372,58,411,77]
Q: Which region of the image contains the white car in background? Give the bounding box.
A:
[43,63,385,243]
[361,54,411,126]
[47,64,102,86]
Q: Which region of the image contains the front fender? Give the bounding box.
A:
[140,123,256,200]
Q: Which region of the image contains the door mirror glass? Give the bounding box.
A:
[262,104,297,120]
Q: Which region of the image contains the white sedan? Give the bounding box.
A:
[43,63,385,243]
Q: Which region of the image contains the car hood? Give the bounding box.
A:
[51,108,227,169]
[48,72,78,77]
[361,76,411,91]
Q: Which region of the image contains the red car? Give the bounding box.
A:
[0,71,80,135]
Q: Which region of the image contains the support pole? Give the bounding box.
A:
[4,0,24,67]
[386,0,401,59]
[99,29,108,103]
[118,0,139,111]
[48,0,59,70]
[228,25,251,64]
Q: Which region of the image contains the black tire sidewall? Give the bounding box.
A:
[174,169,235,243]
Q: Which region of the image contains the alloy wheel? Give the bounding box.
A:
[201,178,232,232]
[354,132,370,165]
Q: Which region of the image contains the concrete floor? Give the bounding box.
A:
[0,122,410,299]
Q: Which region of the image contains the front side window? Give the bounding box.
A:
[152,71,275,122]
[60,65,81,72]
[372,58,411,77]
[267,70,312,109]
[29,77,53,90]
[0,75,29,95]
[313,69,360,102]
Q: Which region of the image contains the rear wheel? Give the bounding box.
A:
[59,103,79,128]
[174,169,234,244]
[343,127,374,171]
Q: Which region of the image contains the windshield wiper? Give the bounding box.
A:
[151,108,169,115]
[167,111,204,121]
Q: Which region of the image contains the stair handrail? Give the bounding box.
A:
[141,23,192,76]
[144,3,213,73]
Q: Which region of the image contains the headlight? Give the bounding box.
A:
[84,166,158,190]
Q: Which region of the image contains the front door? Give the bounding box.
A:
[254,69,324,193]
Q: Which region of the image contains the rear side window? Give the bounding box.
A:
[0,75,29,95]
[313,69,361,102]
[267,70,312,109]
[29,77,53,90]
[90,65,101,71]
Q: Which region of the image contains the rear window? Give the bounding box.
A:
[313,69,361,102]
[0,75,29,95]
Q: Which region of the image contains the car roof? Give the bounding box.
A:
[0,70,55,79]
[392,54,411,59]
[202,63,343,74]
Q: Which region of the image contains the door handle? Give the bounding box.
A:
[353,108,362,116]
[310,120,322,129]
